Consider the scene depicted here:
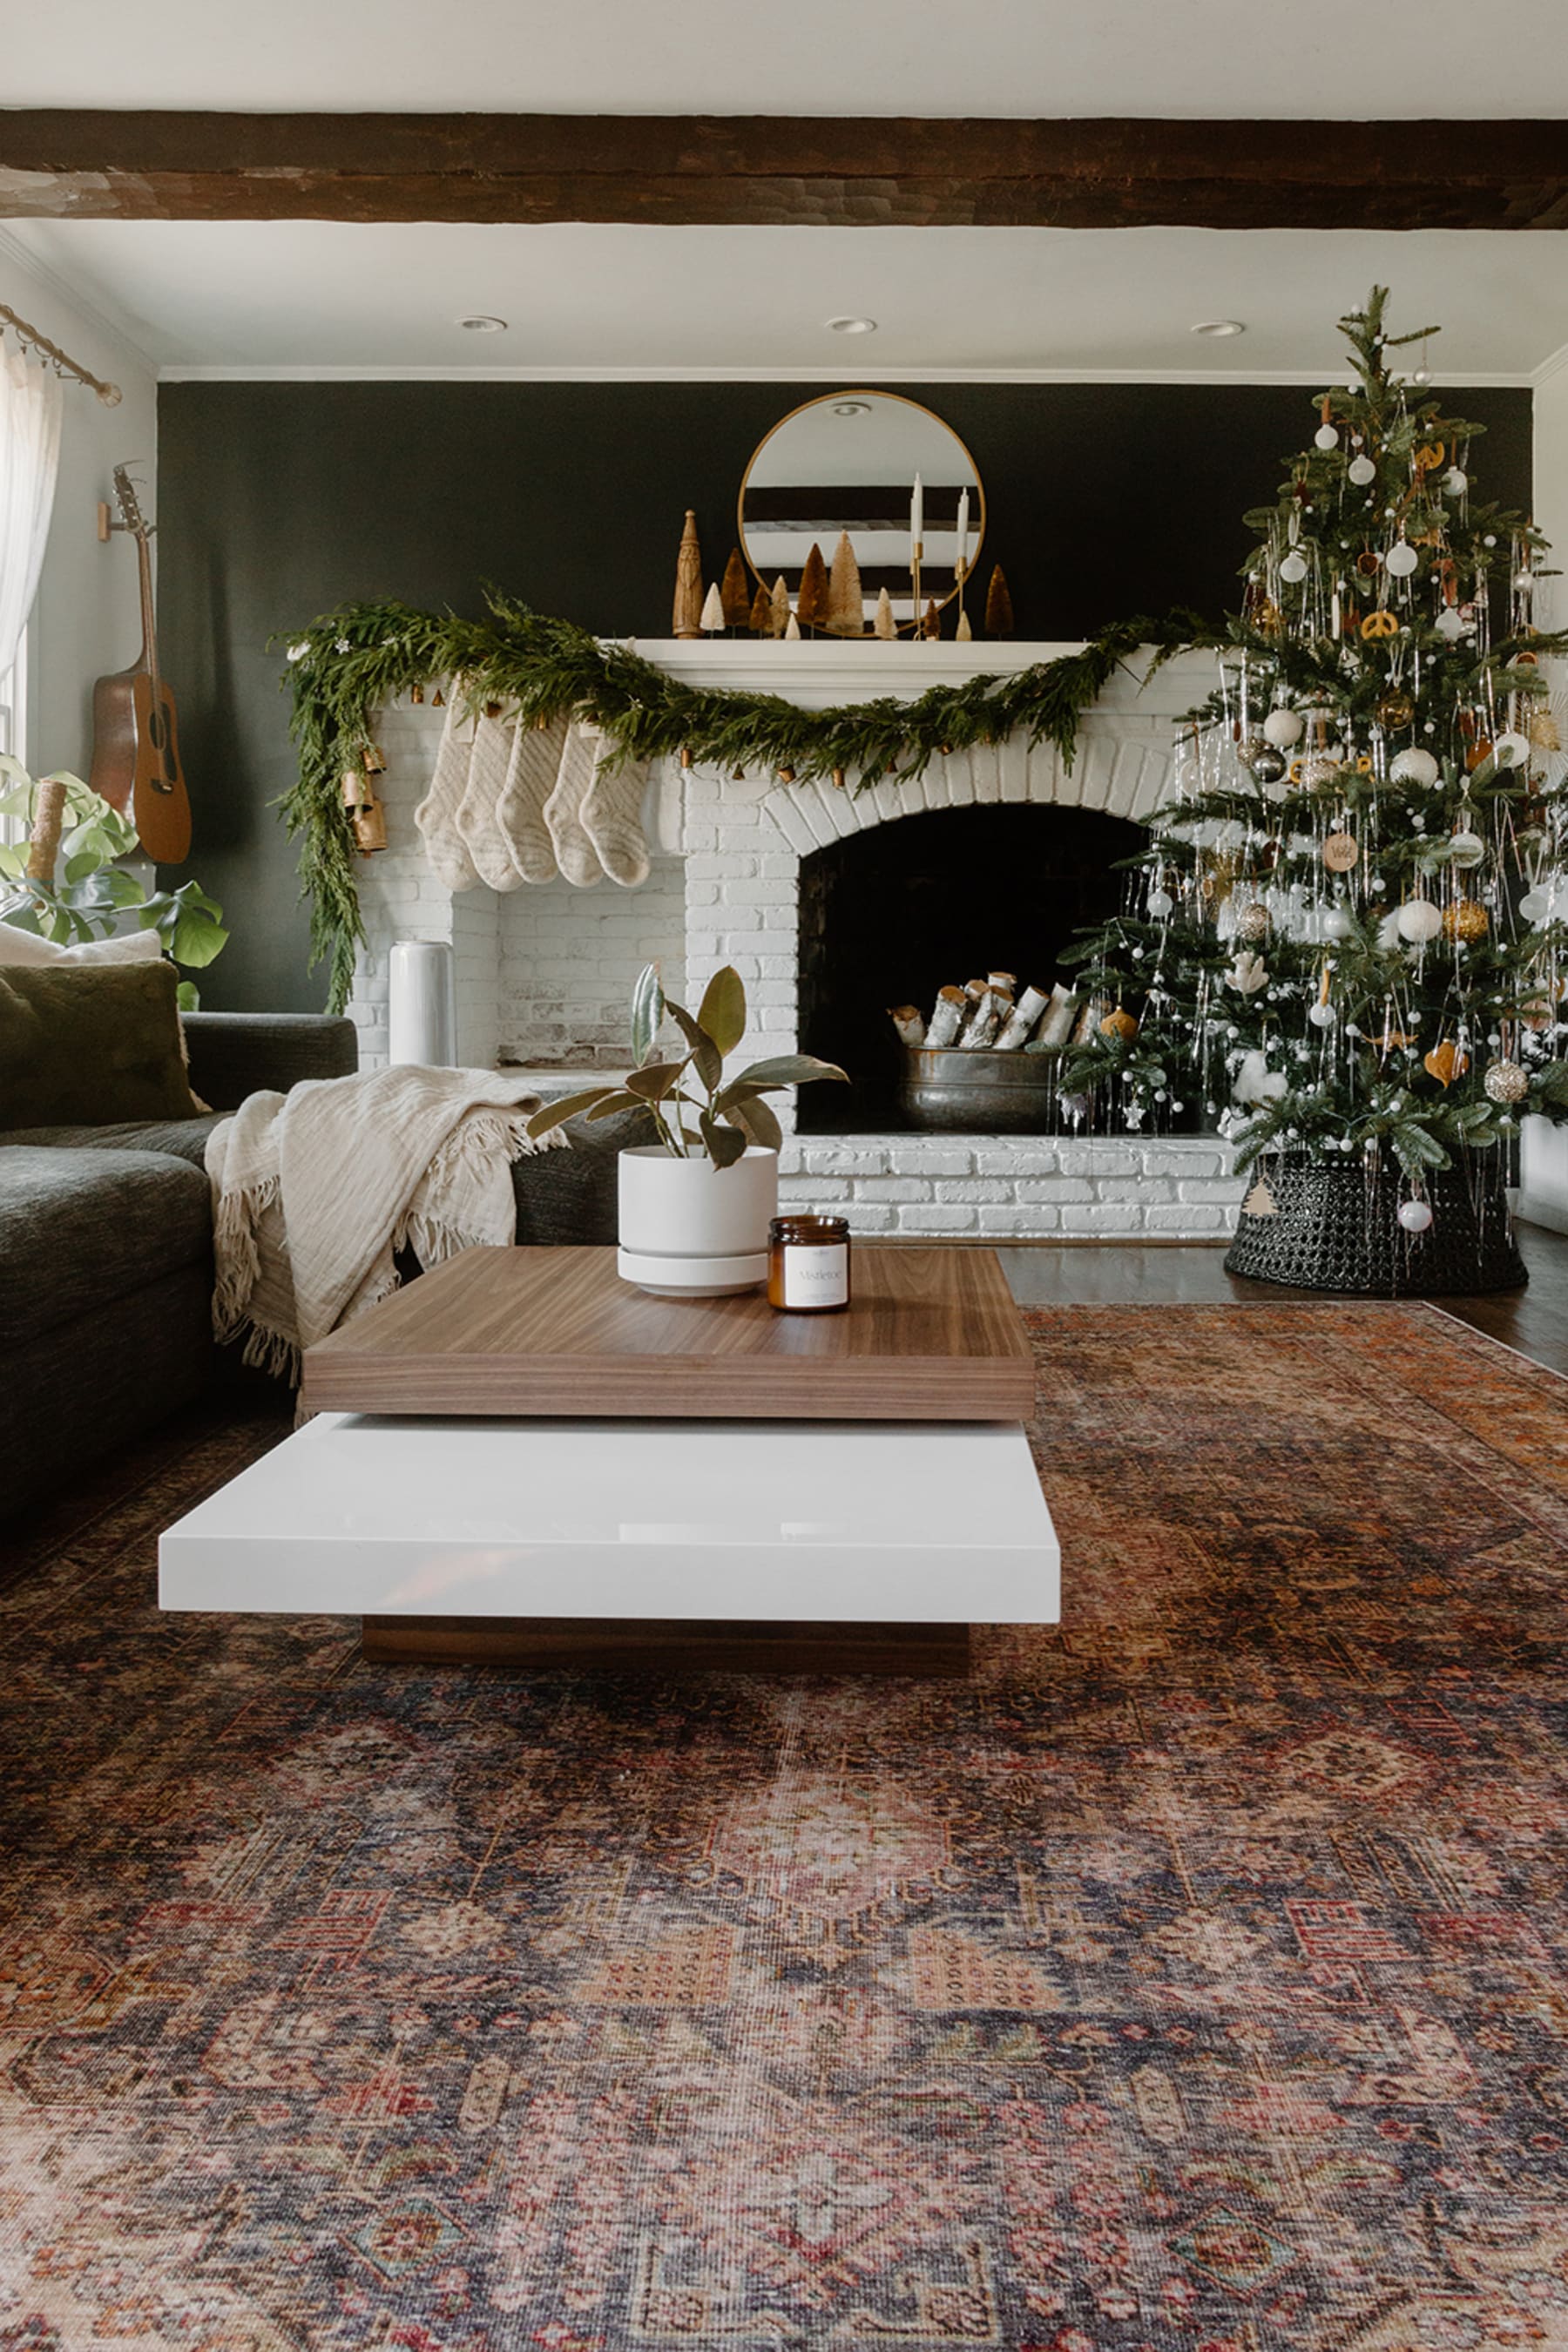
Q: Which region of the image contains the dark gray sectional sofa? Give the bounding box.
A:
[0,1012,358,1517]
[0,1013,646,1518]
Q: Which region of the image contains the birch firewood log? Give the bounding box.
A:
[995,983,1049,1051]
[1033,983,1081,1049]
[988,970,1017,995]
[1069,997,1106,1047]
[926,986,967,1048]
[888,1004,927,1047]
[959,987,1008,1049]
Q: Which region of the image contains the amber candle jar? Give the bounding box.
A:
[767,1214,851,1313]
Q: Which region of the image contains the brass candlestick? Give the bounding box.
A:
[954,554,971,642]
[909,539,923,639]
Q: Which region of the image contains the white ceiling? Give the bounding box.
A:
[5,0,1568,117]
[6,218,1568,382]
[5,2,1567,383]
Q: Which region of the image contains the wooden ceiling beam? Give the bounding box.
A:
[2,112,1567,230]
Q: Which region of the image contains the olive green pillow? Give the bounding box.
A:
[0,960,202,1131]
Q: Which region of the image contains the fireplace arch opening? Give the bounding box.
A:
[795,800,1146,1133]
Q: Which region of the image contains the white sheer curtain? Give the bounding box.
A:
[0,341,63,686]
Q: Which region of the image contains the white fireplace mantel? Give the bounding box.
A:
[350,638,1237,1240]
[625,636,1218,708]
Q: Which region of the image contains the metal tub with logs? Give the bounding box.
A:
[888,975,1096,1133]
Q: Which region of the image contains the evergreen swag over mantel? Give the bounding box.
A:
[280,595,1212,1011]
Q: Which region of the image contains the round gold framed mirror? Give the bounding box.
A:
[738,390,985,634]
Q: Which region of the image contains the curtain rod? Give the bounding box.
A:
[0,300,121,406]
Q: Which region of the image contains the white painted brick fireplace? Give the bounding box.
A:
[350,641,1237,1238]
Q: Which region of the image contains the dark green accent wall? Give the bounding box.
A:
[155,378,1534,1014]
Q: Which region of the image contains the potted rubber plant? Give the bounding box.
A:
[527,963,847,1294]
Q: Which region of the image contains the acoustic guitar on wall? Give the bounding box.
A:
[89,463,192,865]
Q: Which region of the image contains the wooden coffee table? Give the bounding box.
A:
[160,1244,1058,1675]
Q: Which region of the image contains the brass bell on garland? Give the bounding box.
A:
[341,767,388,856]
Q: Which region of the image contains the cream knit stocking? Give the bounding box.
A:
[581,737,652,888]
[498,713,568,884]
[414,687,480,891]
[543,722,605,889]
[456,709,524,891]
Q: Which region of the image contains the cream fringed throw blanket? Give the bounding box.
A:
[205,1065,558,1381]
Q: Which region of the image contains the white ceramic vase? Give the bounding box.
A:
[617,1145,779,1296]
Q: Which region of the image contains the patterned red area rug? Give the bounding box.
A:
[1,1303,1565,2352]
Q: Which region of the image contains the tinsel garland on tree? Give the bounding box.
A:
[1058,289,1568,1181]
[279,596,1211,1010]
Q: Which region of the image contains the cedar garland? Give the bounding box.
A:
[278,591,1213,1010]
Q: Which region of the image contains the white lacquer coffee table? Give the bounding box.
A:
[159,1245,1059,1675]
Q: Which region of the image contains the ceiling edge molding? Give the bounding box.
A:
[154,362,1540,389]
[0,221,159,376]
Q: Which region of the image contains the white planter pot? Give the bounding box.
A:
[617,1145,779,1296]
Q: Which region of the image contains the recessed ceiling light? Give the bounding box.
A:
[826,316,877,335]
[1191,319,1246,339]
[832,400,872,417]
[457,314,508,333]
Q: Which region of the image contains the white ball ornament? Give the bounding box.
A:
[1384,540,1420,578]
[1491,732,1531,770]
[1398,1199,1434,1234]
[1146,887,1174,920]
[1263,707,1304,748]
[1396,898,1444,944]
[1307,1003,1335,1029]
[1519,885,1551,924]
[1443,467,1468,497]
[1278,551,1309,585]
[1348,454,1377,487]
[1321,904,1355,942]
[1315,424,1339,451]
[1390,747,1439,787]
[1447,829,1486,869]
[1434,606,1466,641]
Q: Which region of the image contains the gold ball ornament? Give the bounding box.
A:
[1483,1059,1530,1105]
[1376,689,1416,729]
[1442,898,1490,943]
[1100,1008,1139,1044]
[1323,832,1360,873]
[1235,901,1272,945]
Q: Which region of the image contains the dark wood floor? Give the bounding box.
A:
[997,1218,1568,1377]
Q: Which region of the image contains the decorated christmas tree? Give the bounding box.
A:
[1061,289,1568,1281]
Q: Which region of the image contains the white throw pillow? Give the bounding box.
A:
[0,921,165,969]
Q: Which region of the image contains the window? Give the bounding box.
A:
[0,624,25,856]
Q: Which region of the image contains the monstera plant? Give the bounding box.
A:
[0,761,226,1004]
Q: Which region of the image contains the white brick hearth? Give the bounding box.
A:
[349,640,1237,1239]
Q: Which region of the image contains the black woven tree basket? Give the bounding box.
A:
[1223,1152,1528,1297]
